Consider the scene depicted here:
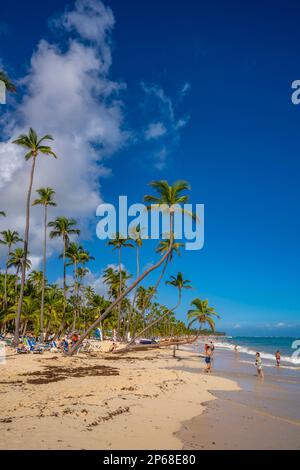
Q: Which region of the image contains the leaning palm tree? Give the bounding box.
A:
[68,180,195,355]
[32,187,56,339]
[107,233,133,338]
[0,71,16,93]
[0,230,22,308]
[12,128,57,346]
[187,298,220,334]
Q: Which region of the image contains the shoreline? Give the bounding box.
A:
[178,346,300,450]
[0,346,238,450]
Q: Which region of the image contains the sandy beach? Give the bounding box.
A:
[0,345,238,450]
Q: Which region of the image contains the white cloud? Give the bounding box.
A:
[180,82,191,98]
[0,0,127,263]
[276,322,286,327]
[141,82,189,169]
[145,122,167,140]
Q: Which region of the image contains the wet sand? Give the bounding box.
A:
[178,347,300,450]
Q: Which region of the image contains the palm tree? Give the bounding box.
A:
[65,243,93,330]
[48,217,80,333]
[28,270,44,294]
[0,71,16,94]
[68,180,194,355]
[32,187,56,339]
[166,272,192,308]
[7,248,32,296]
[12,128,57,346]
[0,230,22,308]
[187,298,220,334]
[107,233,133,338]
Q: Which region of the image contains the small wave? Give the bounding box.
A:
[212,341,300,365]
[239,360,300,370]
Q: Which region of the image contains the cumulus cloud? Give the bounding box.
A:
[0,0,127,267]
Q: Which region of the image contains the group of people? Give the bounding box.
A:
[203,341,282,378]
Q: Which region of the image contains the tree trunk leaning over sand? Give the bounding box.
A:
[67,213,174,356]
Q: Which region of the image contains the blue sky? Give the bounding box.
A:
[0,0,300,336]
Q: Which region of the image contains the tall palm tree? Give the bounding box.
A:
[32,187,56,338]
[12,128,57,346]
[69,180,194,355]
[65,243,93,330]
[0,230,22,308]
[48,217,80,332]
[126,225,144,338]
[0,71,16,93]
[107,233,133,337]
[187,298,220,333]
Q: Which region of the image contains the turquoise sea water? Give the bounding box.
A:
[213,336,300,366]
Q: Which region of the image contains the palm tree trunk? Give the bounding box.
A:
[40,205,47,340]
[125,244,140,340]
[53,237,67,341]
[13,156,36,347]
[72,261,77,331]
[68,213,174,356]
[117,247,122,338]
[3,247,10,309]
[22,319,28,338]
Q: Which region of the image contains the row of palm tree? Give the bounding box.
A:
[0,70,221,352]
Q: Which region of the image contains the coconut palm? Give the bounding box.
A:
[0,230,22,308]
[68,180,194,355]
[166,272,192,307]
[65,243,93,330]
[12,128,57,346]
[0,71,16,93]
[32,187,56,338]
[187,298,220,333]
[107,233,133,337]
[7,248,31,296]
[48,217,80,331]
[28,270,44,294]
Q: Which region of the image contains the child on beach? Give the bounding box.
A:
[205,346,212,373]
[255,352,264,378]
[275,350,281,367]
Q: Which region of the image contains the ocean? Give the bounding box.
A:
[213,336,300,367]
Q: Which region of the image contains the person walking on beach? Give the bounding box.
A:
[205,346,212,373]
[275,350,281,367]
[255,352,264,379]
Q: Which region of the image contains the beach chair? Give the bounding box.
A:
[24,337,43,354]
